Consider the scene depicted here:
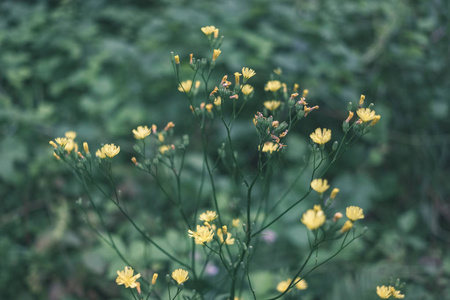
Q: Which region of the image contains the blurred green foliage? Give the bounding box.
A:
[1,0,449,299]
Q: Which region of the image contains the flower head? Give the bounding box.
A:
[389,286,405,299]
[159,145,171,154]
[241,84,254,95]
[234,72,241,85]
[116,266,141,288]
[276,279,292,293]
[188,225,214,244]
[261,142,279,154]
[340,220,353,233]
[346,206,364,221]
[265,80,282,92]
[371,115,381,126]
[310,128,332,145]
[199,210,218,222]
[376,286,391,299]
[133,126,151,139]
[242,67,256,80]
[301,206,326,230]
[264,100,281,111]
[97,144,120,158]
[201,26,216,35]
[217,228,235,245]
[171,269,189,285]
[232,218,241,228]
[65,131,77,140]
[294,278,308,290]
[212,49,221,61]
[356,108,376,122]
[174,55,180,64]
[178,80,195,93]
[55,137,69,147]
[310,178,330,193]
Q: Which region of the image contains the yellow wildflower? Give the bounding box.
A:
[242,67,256,80]
[371,115,381,126]
[234,72,241,85]
[206,103,213,112]
[98,144,120,158]
[262,142,279,154]
[232,218,241,228]
[293,83,299,92]
[116,266,141,288]
[199,210,218,222]
[359,94,365,106]
[330,188,339,199]
[159,145,171,154]
[264,100,281,111]
[178,80,193,93]
[64,139,76,153]
[83,142,89,153]
[310,178,330,193]
[214,28,219,38]
[201,26,216,35]
[171,269,189,285]
[174,55,180,64]
[301,206,326,230]
[132,126,151,139]
[376,286,391,299]
[310,128,332,145]
[151,273,158,285]
[55,137,69,147]
[214,96,222,106]
[158,132,165,142]
[302,89,309,98]
[217,228,235,245]
[241,84,254,95]
[346,206,364,221]
[212,49,221,61]
[188,225,214,244]
[356,108,376,122]
[265,80,281,92]
[340,220,353,233]
[276,279,291,293]
[390,286,405,299]
[164,121,175,131]
[65,131,76,140]
[294,278,308,290]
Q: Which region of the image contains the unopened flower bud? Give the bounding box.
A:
[347,102,353,111]
[49,140,58,148]
[332,141,338,151]
[330,188,339,199]
[174,55,180,64]
[302,89,309,98]
[131,157,138,166]
[212,49,221,61]
[222,225,228,235]
[340,220,353,233]
[345,111,354,123]
[333,212,343,222]
[83,142,89,153]
[359,94,365,106]
[152,273,158,285]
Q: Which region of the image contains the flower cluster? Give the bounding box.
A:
[376,285,405,299]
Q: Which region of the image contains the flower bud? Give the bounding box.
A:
[332,141,338,151]
[347,102,353,111]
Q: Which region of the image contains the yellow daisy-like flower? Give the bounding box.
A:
[356,108,376,122]
[55,137,69,147]
[261,141,279,154]
[65,131,77,140]
[217,228,235,245]
[340,220,353,233]
[265,80,282,92]
[294,278,308,290]
[188,225,214,244]
[201,26,216,35]
[64,139,76,153]
[241,84,254,95]
[242,67,256,80]
[212,49,221,61]
[116,266,141,288]
[171,269,189,285]
[276,279,292,293]
[178,80,193,93]
[97,144,120,158]
[389,286,405,299]
[264,100,281,111]
[132,126,151,139]
[310,178,330,193]
[301,206,326,230]
[346,206,364,221]
[376,286,391,299]
[199,210,218,222]
[232,218,241,228]
[310,128,332,145]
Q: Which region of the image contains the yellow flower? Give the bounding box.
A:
[199,210,218,222]
[214,96,222,106]
[64,139,76,153]
[132,126,151,139]
[53,153,60,160]
[310,178,330,193]
[330,188,340,199]
[55,137,69,147]
[242,67,256,80]
[212,49,221,61]
[264,100,281,111]
[97,144,120,158]
[65,131,76,140]
[232,218,241,227]
[188,225,214,244]
[159,145,171,154]
[83,142,89,153]
[234,72,241,85]
[371,115,381,126]
[302,89,309,98]
[265,80,282,92]
[346,206,364,221]
[241,84,254,95]
[301,206,326,230]
[340,220,353,233]
[356,108,376,122]
[310,128,332,145]
[174,55,180,64]
[359,94,365,106]
[178,80,193,93]
[276,279,291,293]
[171,269,189,285]
[376,286,391,299]
[206,103,213,113]
[116,266,141,288]
[262,142,279,154]
[151,273,158,285]
[294,278,308,290]
[217,228,235,245]
[389,286,405,299]
[201,26,216,35]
